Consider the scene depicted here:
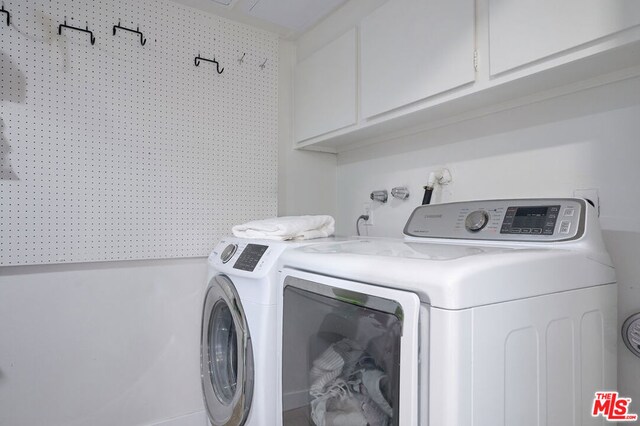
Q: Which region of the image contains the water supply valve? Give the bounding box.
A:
[391,187,410,200]
[370,190,388,203]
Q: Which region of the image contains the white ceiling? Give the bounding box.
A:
[168,0,348,39]
[247,0,348,34]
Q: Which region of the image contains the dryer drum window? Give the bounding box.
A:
[209,300,238,403]
[282,277,402,426]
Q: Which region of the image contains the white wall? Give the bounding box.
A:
[278,41,337,217]
[0,258,208,426]
[275,0,369,218]
[335,76,640,402]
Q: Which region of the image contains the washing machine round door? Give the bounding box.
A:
[201,275,254,426]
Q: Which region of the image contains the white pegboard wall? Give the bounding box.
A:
[0,0,279,265]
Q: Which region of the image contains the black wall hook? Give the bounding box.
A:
[195,54,224,74]
[113,21,146,46]
[58,19,96,45]
[1,5,9,26]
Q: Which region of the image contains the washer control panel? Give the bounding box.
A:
[404,199,586,242]
[210,239,278,274]
[233,243,269,271]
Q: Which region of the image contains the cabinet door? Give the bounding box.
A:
[294,29,357,142]
[360,0,475,119]
[489,0,640,75]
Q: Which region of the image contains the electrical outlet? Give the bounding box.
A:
[363,202,373,226]
[574,188,600,216]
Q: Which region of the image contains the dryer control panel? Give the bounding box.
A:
[404,198,587,242]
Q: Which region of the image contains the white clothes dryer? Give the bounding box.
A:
[202,237,338,426]
[278,199,617,426]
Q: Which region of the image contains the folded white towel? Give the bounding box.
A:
[232,215,335,241]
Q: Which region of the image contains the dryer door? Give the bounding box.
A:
[280,268,421,426]
[201,275,254,426]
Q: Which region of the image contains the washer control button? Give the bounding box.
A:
[564,207,575,217]
[559,221,571,234]
[465,210,489,232]
[220,244,238,263]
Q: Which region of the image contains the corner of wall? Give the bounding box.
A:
[278,40,338,218]
[278,40,295,216]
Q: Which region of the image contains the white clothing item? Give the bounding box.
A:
[325,397,368,426]
[310,345,345,395]
[361,369,393,417]
[311,379,352,426]
[356,393,389,426]
[332,340,364,378]
[231,215,335,241]
[309,339,391,426]
[311,378,386,426]
[310,339,364,395]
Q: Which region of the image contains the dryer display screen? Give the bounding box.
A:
[501,205,560,235]
[513,207,549,227]
[233,244,268,271]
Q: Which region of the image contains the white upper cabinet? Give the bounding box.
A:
[293,0,640,151]
[360,0,476,119]
[489,0,640,75]
[294,29,358,142]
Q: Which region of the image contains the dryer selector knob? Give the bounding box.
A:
[220,244,238,263]
[465,210,489,232]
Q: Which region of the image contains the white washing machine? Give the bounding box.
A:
[278,199,617,426]
[202,236,339,426]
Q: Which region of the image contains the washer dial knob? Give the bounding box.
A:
[220,244,238,263]
[465,210,489,232]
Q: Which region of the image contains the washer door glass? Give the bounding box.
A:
[202,275,254,426]
[209,300,238,404]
